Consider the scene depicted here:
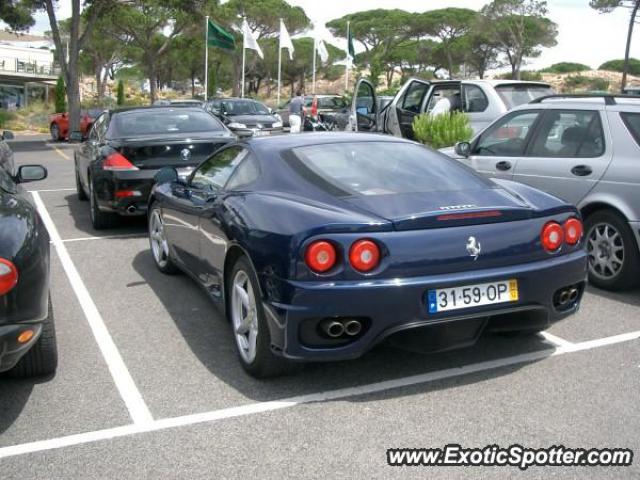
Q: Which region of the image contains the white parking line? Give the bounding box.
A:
[539,331,575,349]
[28,188,76,193]
[31,192,153,426]
[60,234,146,243]
[0,328,638,460]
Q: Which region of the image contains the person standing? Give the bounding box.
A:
[288,90,304,133]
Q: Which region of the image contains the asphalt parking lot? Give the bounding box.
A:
[1,134,639,479]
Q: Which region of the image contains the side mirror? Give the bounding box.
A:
[454,141,471,158]
[154,166,178,185]
[2,130,14,141]
[16,165,47,183]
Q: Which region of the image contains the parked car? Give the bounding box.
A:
[351,78,554,138]
[276,94,350,130]
[147,132,586,377]
[153,99,204,107]
[0,130,57,378]
[205,97,283,137]
[74,106,235,229]
[446,94,640,290]
[50,109,104,141]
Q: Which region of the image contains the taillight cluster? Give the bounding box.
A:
[305,239,381,274]
[541,218,583,252]
[103,152,139,171]
[0,258,18,296]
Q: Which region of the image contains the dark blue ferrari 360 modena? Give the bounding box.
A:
[148,133,587,377]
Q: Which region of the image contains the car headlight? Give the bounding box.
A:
[272,121,282,128]
[274,113,283,122]
[228,122,247,129]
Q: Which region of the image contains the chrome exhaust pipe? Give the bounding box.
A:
[322,321,345,338]
[127,205,137,214]
[344,320,362,337]
[559,290,570,305]
[568,287,579,302]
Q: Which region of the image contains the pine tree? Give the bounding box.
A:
[117,80,125,106]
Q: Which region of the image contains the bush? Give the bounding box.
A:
[599,58,640,76]
[412,112,473,149]
[55,76,66,113]
[0,110,16,129]
[541,62,591,74]
[563,75,610,92]
[117,80,125,106]
[498,70,542,81]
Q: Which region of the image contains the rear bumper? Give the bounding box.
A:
[264,250,587,361]
[0,323,43,372]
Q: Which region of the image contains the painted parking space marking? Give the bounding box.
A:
[28,188,76,193]
[59,234,146,243]
[31,191,153,426]
[50,144,70,160]
[540,331,575,348]
[0,328,638,461]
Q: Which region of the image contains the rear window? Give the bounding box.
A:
[110,109,224,137]
[288,142,490,197]
[318,97,348,109]
[621,112,640,146]
[495,84,554,108]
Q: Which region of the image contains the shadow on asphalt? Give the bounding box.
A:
[0,374,53,435]
[6,138,64,154]
[63,194,147,238]
[585,284,640,308]
[131,250,552,403]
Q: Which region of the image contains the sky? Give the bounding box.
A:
[13,0,640,71]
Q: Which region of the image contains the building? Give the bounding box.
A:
[0,32,59,109]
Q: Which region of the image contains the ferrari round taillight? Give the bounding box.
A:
[564,218,583,245]
[0,258,18,296]
[541,222,564,252]
[349,239,380,272]
[305,241,337,273]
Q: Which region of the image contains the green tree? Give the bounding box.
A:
[116,79,124,105]
[483,0,558,79]
[55,76,66,113]
[600,57,640,75]
[590,1,640,91]
[327,9,412,88]
[462,15,504,79]
[541,62,592,73]
[114,0,200,103]
[0,0,37,30]
[413,8,477,79]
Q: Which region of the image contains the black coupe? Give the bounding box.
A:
[0,131,57,378]
[74,106,235,229]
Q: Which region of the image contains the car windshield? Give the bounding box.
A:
[110,109,224,136]
[222,100,270,115]
[290,142,490,197]
[495,84,554,108]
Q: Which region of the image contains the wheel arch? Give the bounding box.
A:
[223,243,263,312]
[580,201,630,223]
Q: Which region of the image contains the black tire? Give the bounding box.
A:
[148,203,179,275]
[50,123,61,142]
[76,165,88,201]
[227,256,296,378]
[9,296,58,378]
[584,210,640,290]
[89,176,117,230]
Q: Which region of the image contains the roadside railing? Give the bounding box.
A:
[0,57,60,77]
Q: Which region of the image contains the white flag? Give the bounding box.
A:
[279,19,294,61]
[316,38,328,63]
[242,18,263,59]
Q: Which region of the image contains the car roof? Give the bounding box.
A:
[109,106,206,115]
[509,96,640,112]
[245,132,414,153]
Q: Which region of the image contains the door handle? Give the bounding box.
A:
[571,165,593,176]
[495,160,512,171]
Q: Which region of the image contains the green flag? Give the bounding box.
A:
[208,19,235,50]
[347,22,355,61]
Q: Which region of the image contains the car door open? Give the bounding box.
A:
[351,79,379,132]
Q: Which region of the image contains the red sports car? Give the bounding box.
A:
[49,109,103,141]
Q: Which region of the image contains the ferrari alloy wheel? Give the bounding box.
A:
[149,206,177,274]
[50,123,60,141]
[227,256,295,377]
[231,269,259,364]
[585,210,639,290]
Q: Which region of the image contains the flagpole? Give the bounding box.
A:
[345,21,350,93]
[204,16,209,101]
[241,17,246,98]
[312,38,317,94]
[277,19,282,106]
